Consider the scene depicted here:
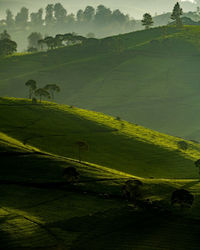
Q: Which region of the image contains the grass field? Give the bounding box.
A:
[1,97,200,179]
[1,97,200,248]
[1,26,200,140]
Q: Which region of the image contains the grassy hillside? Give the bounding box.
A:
[1,98,200,249]
[0,97,200,179]
[1,26,200,140]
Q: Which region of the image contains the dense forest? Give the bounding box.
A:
[0,3,137,51]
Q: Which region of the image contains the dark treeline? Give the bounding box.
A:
[0,3,136,51]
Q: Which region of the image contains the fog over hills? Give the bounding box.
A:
[0,0,198,19]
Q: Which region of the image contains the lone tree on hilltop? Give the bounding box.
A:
[171,2,183,27]
[25,80,37,99]
[75,141,89,162]
[141,13,154,29]
[35,88,51,102]
[44,84,60,100]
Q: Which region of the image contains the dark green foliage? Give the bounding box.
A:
[44,84,60,100]
[171,189,194,207]
[0,30,11,40]
[63,166,80,183]
[0,38,17,56]
[171,2,183,27]
[35,88,51,102]
[25,79,37,99]
[142,13,154,29]
[28,32,43,50]
[122,179,143,203]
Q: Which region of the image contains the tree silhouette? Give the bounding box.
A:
[25,80,37,99]
[63,166,80,183]
[44,84,60,100]
[0,39,17,55]
[15,7,29,28]
[171,2,183,27]
[35,88,50,102]
[0,30,11,40]
[54,3,67,24]
[75,141,89,162]
[6,9,14,27]
[30,8,43,27]
[45,4,55,26]
[28,32,43,50]
[141,13,154,29]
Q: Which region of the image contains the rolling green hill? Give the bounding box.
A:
[1,97,200,249]
[0,97,200,179]
[1,26,200,141]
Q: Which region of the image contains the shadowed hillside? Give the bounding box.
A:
[1,97,200,249]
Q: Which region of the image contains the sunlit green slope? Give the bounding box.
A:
[2,98,200,249]
[0,97,199,179]
[1,26,200,140]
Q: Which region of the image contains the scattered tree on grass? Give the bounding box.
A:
[75,141,89,162]
[122,179,143,204]
[44,84,60,100]
[25,80,37,99]
[28,32,43,51]
[63,166,80,184]
[141,13,154,29]
[177,141,188,150]
[194,159,200,178]
[0,30,17,56]
[0,39,17,56]
[35,88,51,102]
[171,189,194,208]
[171,2,183,27]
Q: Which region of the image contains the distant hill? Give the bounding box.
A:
[1,26,200,140]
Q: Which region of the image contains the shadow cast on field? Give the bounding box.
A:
[47,207,200,250]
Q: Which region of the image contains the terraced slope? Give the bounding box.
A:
[1,26,200,139]
[0,97,199,179]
